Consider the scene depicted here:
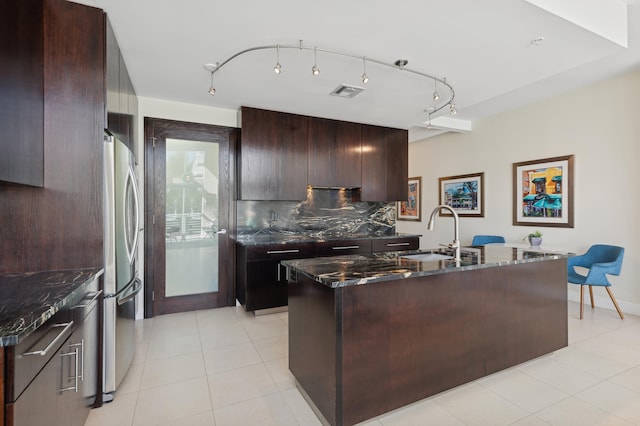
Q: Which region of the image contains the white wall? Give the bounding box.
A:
[134,97,239,318]
[398,68,640,314]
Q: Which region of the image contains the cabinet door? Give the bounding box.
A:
[0,0,44,186]
[11,344,67,426]
[69,303,99,426]
[239,107,309,200]
[361,125,408,201]
[308,117,362,188]
[245,261,287,311]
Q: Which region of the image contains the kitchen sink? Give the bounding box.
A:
[400,253,454,261]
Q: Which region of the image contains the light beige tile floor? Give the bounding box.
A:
[86,302,640,426]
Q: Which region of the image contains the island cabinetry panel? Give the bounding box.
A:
[316,239,371,256]
[307,117,362,189]
[370,236,419,253]
[361,126,408,201]
[239,107,309,200]
[237,242,316,311]
[289,259,568,426]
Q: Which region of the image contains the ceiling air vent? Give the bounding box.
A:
[330,84,365,99]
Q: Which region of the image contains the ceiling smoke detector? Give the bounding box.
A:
[330,84,366,98]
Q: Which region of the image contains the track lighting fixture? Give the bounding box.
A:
[362,57,369,84]
[432,78,440,101]
[274,44,282,74]
[204,40,457,117]
[312,47,320,76]
[208,71,216,96]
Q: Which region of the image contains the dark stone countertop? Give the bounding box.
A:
[282,244,574,288]
[0,268,104,347]
[234,232,422,246]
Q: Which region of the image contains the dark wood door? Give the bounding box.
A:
[308,117,362,188]
[239,107,309,200]
[144,118,237,316]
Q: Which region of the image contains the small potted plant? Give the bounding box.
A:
[528,230,543,246]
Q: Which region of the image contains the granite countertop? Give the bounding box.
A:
[282,244,574,288]
[0,268,104,347]
[234,232,421,246]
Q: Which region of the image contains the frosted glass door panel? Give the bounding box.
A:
[165,138,219,297]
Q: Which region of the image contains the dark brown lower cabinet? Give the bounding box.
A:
[236,236,419,311]
[5,281,100,426]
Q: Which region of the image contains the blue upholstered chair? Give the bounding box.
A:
[567,244,625,319]
[471,235,505,246]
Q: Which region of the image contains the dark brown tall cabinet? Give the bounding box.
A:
[307,117,362,189]
[0,0,105,273]
[361,125,408,201]
[239,107,309,200]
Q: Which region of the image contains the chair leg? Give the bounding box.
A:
[579,285,584,320]
[589,285,595,309]
[605,287,625,319]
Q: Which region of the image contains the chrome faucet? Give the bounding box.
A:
[427,204,460,263]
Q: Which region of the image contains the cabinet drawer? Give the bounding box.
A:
[316,239,372,256]
[7,276,100,402]
[371,237,419,253]
[244,242,316,261]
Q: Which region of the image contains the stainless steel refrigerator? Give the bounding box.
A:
[103,133,142,398]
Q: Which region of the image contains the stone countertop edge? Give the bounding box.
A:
[282,245,574,289]
[234,232,422,246]
[0,268,104,347]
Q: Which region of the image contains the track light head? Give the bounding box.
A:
[312,47,320,75]
[361,57,368,84]
[208,71,216,96]
[362,73,369,84]
[449,102,457,115]
[274,63,282,74]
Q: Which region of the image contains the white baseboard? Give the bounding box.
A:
[567,287,640,317]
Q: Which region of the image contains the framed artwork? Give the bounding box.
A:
[513,155,574,228]
[397,177,422,221]
[438,172,484,217]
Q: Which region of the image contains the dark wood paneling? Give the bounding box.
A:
[290,259,568,426]
[0,0,105,273]
[0,0,44,187]
[289,278,338,426]
[316,239,371,256]
[308,117,362,188]
[239,107,309,200]
[370,236,419,253]
[361,125,408,201]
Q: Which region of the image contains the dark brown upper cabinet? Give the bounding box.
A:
[361,125,408,201]
[239,107,309,200]
[1,0,45,186]
[307,117,362,189]
[106,18,138,153]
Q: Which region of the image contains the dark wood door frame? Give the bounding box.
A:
[143,117,237,317]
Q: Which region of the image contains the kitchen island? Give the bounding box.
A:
[283,245,572,426]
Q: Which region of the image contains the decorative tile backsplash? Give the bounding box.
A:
[237,188,396,237]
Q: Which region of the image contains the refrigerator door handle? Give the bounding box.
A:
[124,164,140,264]
[117,278,142,306]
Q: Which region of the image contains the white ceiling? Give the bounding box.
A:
[76,0,640,139]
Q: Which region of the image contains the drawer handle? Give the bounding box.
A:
[73,290,103,309]
[266,249,300,254]
[22,321,74,357]
[60,344,80,393]
[332,246,360,250]
[387,242,410,247]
